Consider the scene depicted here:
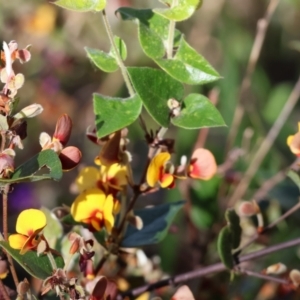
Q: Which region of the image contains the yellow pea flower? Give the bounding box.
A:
[188,148,217,180]
[287,123,300,156]
[9,209,46,254]
[71,188,115,233]
[146,152,175,188]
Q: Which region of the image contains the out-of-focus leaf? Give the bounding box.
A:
[190,206,214,229]
[128,67,184,127]
[0,241,64,279]
[263,83,292,124]
[225,209,242,249]
[154,0,201,21]
[93,93,142,138]
[41,207,63,249]
[217,226,234,269]
[0,150,62,186]
[171,93,225,129]
[287,170,300,191]
[85,36,127,73]
[290,41,300,52]
[52,0,106,12]
[121,201,185,247]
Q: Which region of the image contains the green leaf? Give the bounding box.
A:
[85,36,127,73]
[217,226,234,270]
[156,36,220,85]
[154,0,201,21]
[52,0,106,12]
[287,170,300,191]
[128,67,184,127]
[0,241,64,279]
[41,207,63,249]
[0,150,62,185]
[171,93,225,129]
[117,7,181,60]
[225,209,242,249]
[117,9,219,85]
[93,93,142,138]
[121,200,184,247]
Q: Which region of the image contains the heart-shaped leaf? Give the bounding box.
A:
[117,8,219,85]
[93,93,142,138]
[154,0,201,21]
[0,150,62,186]
[0,241,64,279]
[171,93,225,129]
[85,36,127,73]
[117,7,181,59]
[52,0,106,12]
[121,200,184,247]
[217,226,234,270]
[128,67,184,127]
[156,36,220,85]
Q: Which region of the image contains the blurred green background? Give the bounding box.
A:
[1,0,300,299]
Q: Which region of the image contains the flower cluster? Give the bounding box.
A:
[146,148,217,189]
[9,209,47,254]
[40,114,81,171]
[71,131,130,232]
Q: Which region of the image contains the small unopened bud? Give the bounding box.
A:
[265,263,287,275]
[127,214,143,230]
[39,132,52,148]
[237,201,260,217]
[0,150,15,178]
[167,98,181,117]
[37,240,47,256]
[17,278,30,295]
[69,235,80,255]
[0,260,8,279]
[14,104,43,120]
[290,269,300,287]
[2,42,12,77]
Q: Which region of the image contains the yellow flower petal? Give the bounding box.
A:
[75,167,100,192]
[160,173,175,188]
[8,234,28,250]
[16,209,46,236]
[287,135,294,146]
[71,188,106,222]
[106,163,128,188]
[288,132,300,155]
[146,152,171,187]
[103,195,115,233]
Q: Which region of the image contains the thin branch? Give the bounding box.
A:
[101,10,135,97]
[236,199,300,252]
[117,237,300,299]
[238,268,289,285]
[253,158,299,201]
[0,280,10,300]
[228,75,300,207]
[166,0,178,59]
[226,0,279,154]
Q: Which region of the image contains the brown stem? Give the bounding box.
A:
[238,268,289,285]
[226,0,279,153]
[228,75,300,207]
[0,279,10,300]
[237,200,300,252]
[2,184,19,287]
[117,237,300,299]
